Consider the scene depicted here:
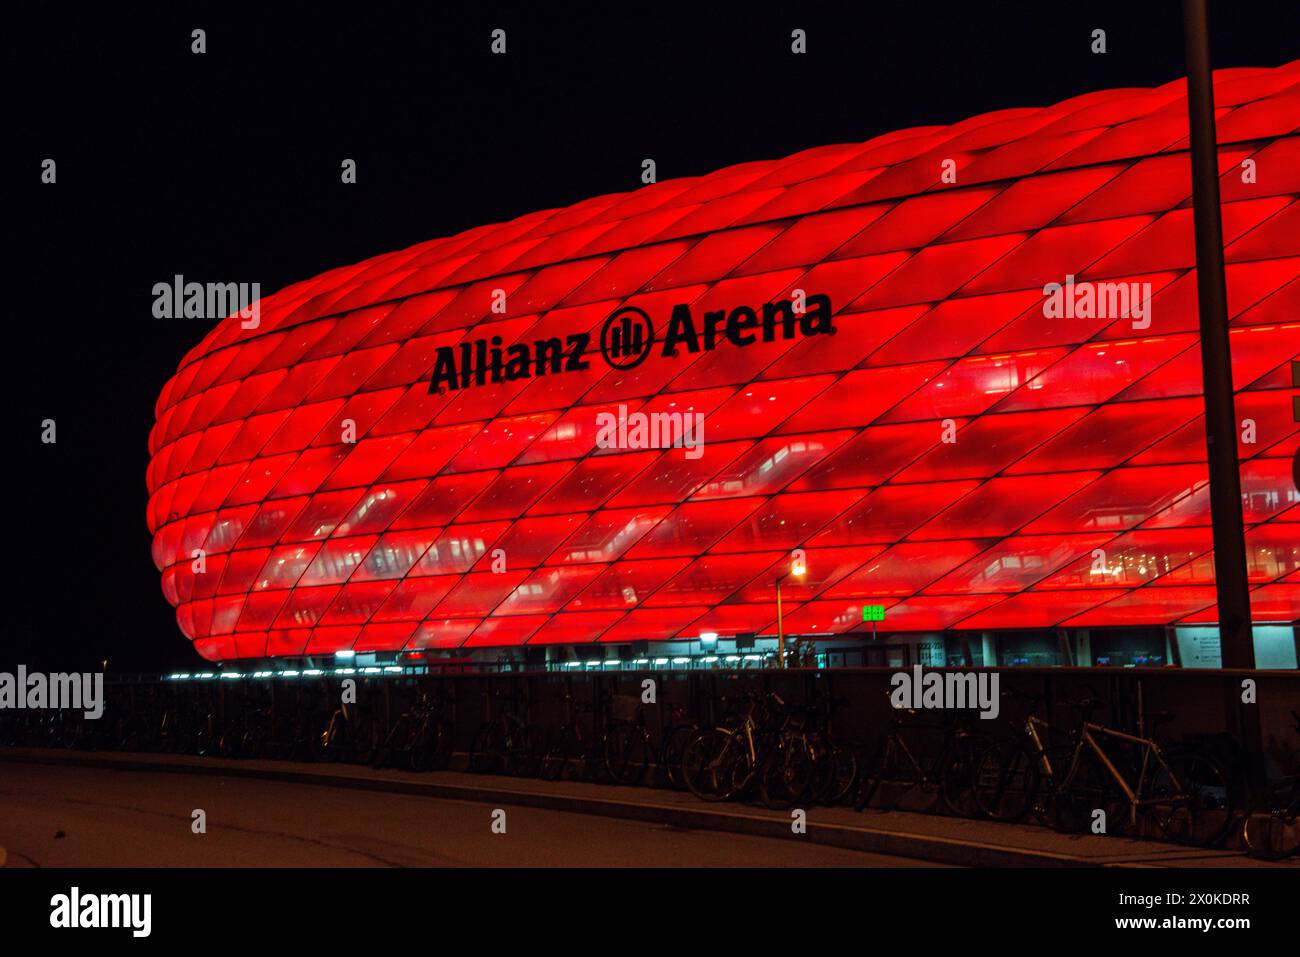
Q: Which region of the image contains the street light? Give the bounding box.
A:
[775,550,807,669]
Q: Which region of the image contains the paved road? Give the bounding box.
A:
[0,762,946,867]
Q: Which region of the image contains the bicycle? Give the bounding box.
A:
[115,709,158,753]
[1240,710,1299,860]
[268,695,319,761]
[157,705,194,754]
[469,686,545,777]
[193,707,220,757]
[969,687,1057,823]
[801,694,859,806]
[314,698,376,765]
[539,687,613,783]
[374,689,455,772]
[680,691,814,809]
[759,699,819,809]
[853,692,985,816]
[602,694,696,788]
[976,690,1234,845]
[218,693,273,759]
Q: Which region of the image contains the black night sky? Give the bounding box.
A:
[6,1,1298,671]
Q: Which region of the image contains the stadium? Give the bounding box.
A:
[145,62,1299,670]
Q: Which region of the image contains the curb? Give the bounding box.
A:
[0,750,1223,868]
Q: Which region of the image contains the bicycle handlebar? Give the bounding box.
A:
[1065,696,1102,718]
[1000,686,1043,701]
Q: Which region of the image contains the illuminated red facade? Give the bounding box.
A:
[148,64,1300,662]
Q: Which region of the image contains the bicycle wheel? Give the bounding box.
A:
[662,723,696,789]
[352,723,376,767]
[327,732,351,763]
[583,735,612,784]
[807,737,851,805]
[681,729,736,802]
[938,734,985,818]
[468,723,501,775]
[972,738,1035,822]
[218,728,240,759]
[373,715,405,770]
[604,720,651,786]
[1242,807,1299,860]
[195,725,216,757]
[759,734,815,810]
[408,720,435,773]
[539,727,573,781]
[855,736,905,811]
[246,726,268,760]
[507,723,546,778]
[826,744,859,806]
[1046,747,1114,835]
[722,739,758,800]
[1152,748,1233,847]
[432,719,455,770]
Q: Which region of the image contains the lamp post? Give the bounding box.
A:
[775,551,807,669]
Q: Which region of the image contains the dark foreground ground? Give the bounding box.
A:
[0,762,944,867]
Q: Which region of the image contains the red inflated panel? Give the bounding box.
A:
[148,63,1300,659]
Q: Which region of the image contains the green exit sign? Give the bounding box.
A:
[862,605,885,622]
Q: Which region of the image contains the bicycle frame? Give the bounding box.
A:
[877,712,974,790]
[880,730,926,784]
[724,710,760,770]
[1025,713,1187,828]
